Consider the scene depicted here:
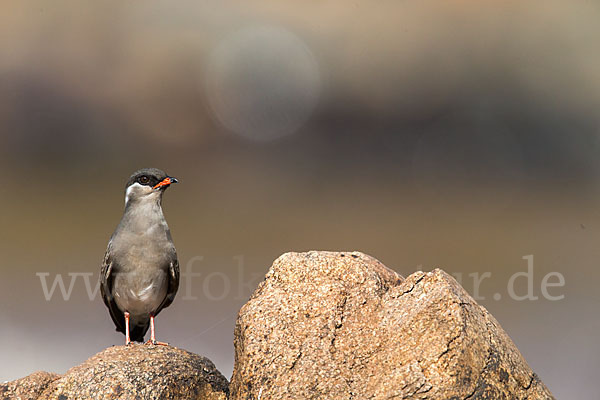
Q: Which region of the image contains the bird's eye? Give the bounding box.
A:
[138,176,150,185]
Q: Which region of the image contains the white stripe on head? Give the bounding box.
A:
[125,182,144,206]
[125,182,162,208]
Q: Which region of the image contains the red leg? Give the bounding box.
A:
[145,315,168,346]
[124,312,131,345]
[150,314,156,343]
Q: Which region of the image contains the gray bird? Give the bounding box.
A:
[100,168,180,345]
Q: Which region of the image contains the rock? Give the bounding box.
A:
[231,250,555,399]
[1,371,60,400]
[8,344,229,400]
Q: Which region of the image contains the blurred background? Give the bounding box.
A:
[1,1,599,397]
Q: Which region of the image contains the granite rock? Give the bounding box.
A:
[1,371,60,400]
[230,250,554,399]
[3,344,229,400]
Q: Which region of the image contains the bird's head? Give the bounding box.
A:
[124,168,178,206]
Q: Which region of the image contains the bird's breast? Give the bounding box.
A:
[109,230,174,318]
[112,267,168,318]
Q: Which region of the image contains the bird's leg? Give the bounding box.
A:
[149,314,156,344]
[124,312,131,346]
[145,314,169,346]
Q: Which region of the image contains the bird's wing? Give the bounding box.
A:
[155,257,180,315]
[100,244,126,335]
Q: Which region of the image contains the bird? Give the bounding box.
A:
[100,168,180,345]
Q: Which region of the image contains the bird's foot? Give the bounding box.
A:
[145,339,169,346]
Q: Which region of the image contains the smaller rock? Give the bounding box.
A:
[37,344,228,400]
[1,371,60,400]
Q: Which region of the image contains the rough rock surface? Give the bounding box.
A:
[231,250,554,399]
[1,371,60,400]
[3,344,229,400]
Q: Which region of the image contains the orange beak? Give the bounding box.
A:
[153,176,178,189]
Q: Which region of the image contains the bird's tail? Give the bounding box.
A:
[129,321,149,343]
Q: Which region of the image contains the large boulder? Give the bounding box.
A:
[2,344,228,400]
[231,251,554,399]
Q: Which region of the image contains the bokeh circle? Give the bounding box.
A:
[205,26,321,141]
